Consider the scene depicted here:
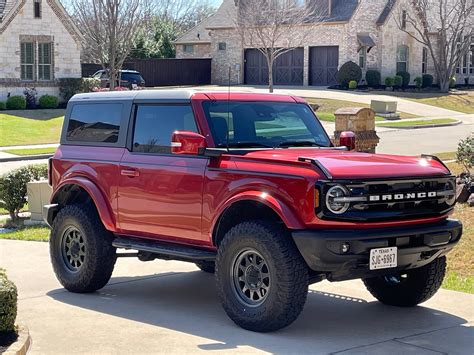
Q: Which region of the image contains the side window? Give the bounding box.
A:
[133,105,198,154]
[67,103,122,143]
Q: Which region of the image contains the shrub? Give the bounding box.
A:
[348,80,358,89]
[0,164,47,221]
[0,270,17,334]
[366,70,381,87]
[414,76,423,88]
[23,87,38,108]
[456,135,473,171]
[385,77,394,87]
[393,75,403,88]
[449,76,457,88]
[82,78,101,93]
[336,61,362,88]
[0,101,5,110]
[39,95,59,109]
[59,78,83,102]
[422,74,434,88]
[6,96,26,110]
[396,71,410,88]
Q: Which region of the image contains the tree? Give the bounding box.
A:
[129,0,216,59]
[393,0,474,92]
[234,0,327,92]
[73,0,152,90]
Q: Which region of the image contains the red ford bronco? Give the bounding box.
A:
[45,90,461,332]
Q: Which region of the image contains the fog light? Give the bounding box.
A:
[341,243,350,254]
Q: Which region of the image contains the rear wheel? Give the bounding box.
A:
[215,220,308,332]
[363,256,446,307]
[50,204,116,293]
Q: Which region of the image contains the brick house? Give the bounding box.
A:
[175,0,473,87]
[0,0,82,101]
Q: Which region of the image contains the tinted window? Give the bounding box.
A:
[203,101,330,148]
[67,103,122,143]
[121,72,143,81]
[133,105,198,154]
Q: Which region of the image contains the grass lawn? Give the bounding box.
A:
[433,152,456,161]
[0,109,64,146]
[4,147,57,156]
[377,118,458,128]
[0,225,50,242]
[371,91,474,114]
[306,98,418,122]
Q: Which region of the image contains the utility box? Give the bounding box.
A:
[27,181,52,222]
[371,100,397,114]
[333,107,380,153]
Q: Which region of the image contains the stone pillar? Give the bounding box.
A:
[303,46,309,86]
[333,107,380,153]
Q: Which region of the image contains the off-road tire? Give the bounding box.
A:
[50,204,116,293]
[363,256,446,307]
[215,220,308,332]
[195,261,215,273]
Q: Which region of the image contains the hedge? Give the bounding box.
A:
[394,75,403,88]
[59,78,101,102]
[336,61,362,88]
[6,96,26,110]
[396,71,410,88]
[39,95,59,109]
[0,270,17,334]
[422,74,434,88]
[0,102,5,110]
[366,70,381,87]
[0,164,48,221]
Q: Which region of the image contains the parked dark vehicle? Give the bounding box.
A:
[92,69,146,89]
[44,90,461,333]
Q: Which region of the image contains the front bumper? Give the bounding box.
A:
[43,204,59,228]
[292,219,462,281]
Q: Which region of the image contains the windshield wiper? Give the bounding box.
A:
[216,142,275,149]
[278,141,324,148]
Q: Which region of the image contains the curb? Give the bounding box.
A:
[377,120,462,130]
[0,154,53,163]
[3,326,31,355]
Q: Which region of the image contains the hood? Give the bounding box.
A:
[238,149,451,180]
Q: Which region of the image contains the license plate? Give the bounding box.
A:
[370,247,397,270]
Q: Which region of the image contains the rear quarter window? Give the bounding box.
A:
[66,103,123,143]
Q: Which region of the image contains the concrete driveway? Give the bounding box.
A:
[1,239,473,354]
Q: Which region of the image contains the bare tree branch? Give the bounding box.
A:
[234,0,328,92]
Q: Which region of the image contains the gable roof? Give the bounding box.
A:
[174,15,213,44]
[0,0,82,44]
[376,0,397,25]
[326,0,359,22]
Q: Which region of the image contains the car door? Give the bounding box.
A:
[117,103,208,244]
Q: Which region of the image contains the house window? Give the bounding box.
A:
[396,45,409,72]
[38,42,52,80]
[462,52,468,74]
[422,47,428,74]
[359,47,366,69]
[470,46,474,74]
[34,0,41,18]
[183,44,194,53]
[20,42,34,80]
[401,10,407,30]
[218,42,227,51]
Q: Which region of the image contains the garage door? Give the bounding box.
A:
[244,48,304,85]
[309,46,339,86]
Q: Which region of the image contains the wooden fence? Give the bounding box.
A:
[81,58,212,87]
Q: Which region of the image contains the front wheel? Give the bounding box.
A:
[195,260,215,273]
[215,221,309,332]
[363,256,446,307]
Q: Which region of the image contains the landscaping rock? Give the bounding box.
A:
[456,183,470,203]
[468,193,474,207]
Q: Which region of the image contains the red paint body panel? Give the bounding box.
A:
[51,92,452,248]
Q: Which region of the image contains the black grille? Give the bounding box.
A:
[318,177,455,222]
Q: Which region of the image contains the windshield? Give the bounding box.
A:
[202,101,331,148]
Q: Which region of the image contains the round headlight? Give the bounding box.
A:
[445,180,456,206]
[326,185,350,214]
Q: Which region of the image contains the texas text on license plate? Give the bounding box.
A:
[370,247,397,270]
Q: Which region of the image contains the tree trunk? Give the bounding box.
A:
[268,65,274,93]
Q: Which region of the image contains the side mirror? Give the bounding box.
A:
[171,131,207,155]
[340,131,356,151]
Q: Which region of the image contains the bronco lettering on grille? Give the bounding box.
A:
[369,192,438,202]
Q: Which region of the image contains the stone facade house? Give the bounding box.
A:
[0,0,82,101]
[175,0,473,87]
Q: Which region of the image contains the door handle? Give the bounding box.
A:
[121,169,140,177]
